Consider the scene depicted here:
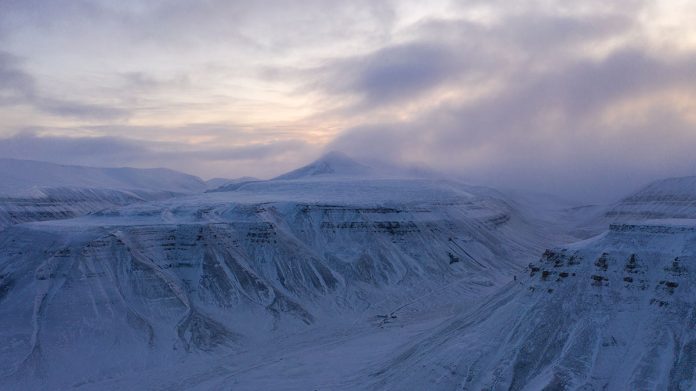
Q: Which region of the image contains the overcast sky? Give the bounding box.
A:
[1,0,696,202]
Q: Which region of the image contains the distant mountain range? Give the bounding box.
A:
[0,154,695,390]
[0,158,207,229]
[0,158,206,196]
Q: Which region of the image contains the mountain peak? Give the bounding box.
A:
[272,151,371,180]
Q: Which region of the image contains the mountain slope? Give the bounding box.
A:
[0,177,557,390]
[369,219,696,390]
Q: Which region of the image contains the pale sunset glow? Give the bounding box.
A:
[1,0,695,200]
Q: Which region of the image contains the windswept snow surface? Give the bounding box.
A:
[0,176,561,390]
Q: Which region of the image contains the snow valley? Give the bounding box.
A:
[1,153,696,390]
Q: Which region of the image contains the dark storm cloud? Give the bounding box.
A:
[523,49,696,118]
[323,43,464,108]
[417,49,696,150]
[313,10,639,112]
[329,47,696,202]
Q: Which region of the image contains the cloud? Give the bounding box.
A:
[0,0,397,58]
[0,51,126,119]
[322,42,463,108]
[1,0,695,202]
[0,51,36,104]
[0,131,317,179]
[329,47,696,202]
[310,8,639,115]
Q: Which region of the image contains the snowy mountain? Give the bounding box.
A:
[554,174,696,238]
[0,159,206,196]
[272,151,372,180]
[368,219,696,390]
[0,175,560,390]
[604,175,696,222]
[205,177,259,190]
[2,155,693,390]
[0,159,206,228]
[209,151,389,193]
[0,187,183,228]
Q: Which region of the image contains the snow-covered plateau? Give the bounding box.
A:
[0,154,695,390]
[0,159,207,229]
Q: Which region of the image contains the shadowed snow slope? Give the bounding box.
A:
[0,177,556,390]
[370,219,696,391]
[0,159,206,228]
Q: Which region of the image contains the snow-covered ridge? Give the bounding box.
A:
[570,174,696,237]
[0,158,206,196]
[0,187,183,228]
[272,151,371,180]
[0,175,555,390]
[207,151,374,192]
[0,159,207,228]
[604,175,696,221]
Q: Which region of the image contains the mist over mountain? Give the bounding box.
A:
[2,1,695,389]
[272,151,372,180]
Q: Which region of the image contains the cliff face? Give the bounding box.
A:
[0,187,184,228]
[0,178,547,389]
[371,220,696,391]
[606,176,696,221]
